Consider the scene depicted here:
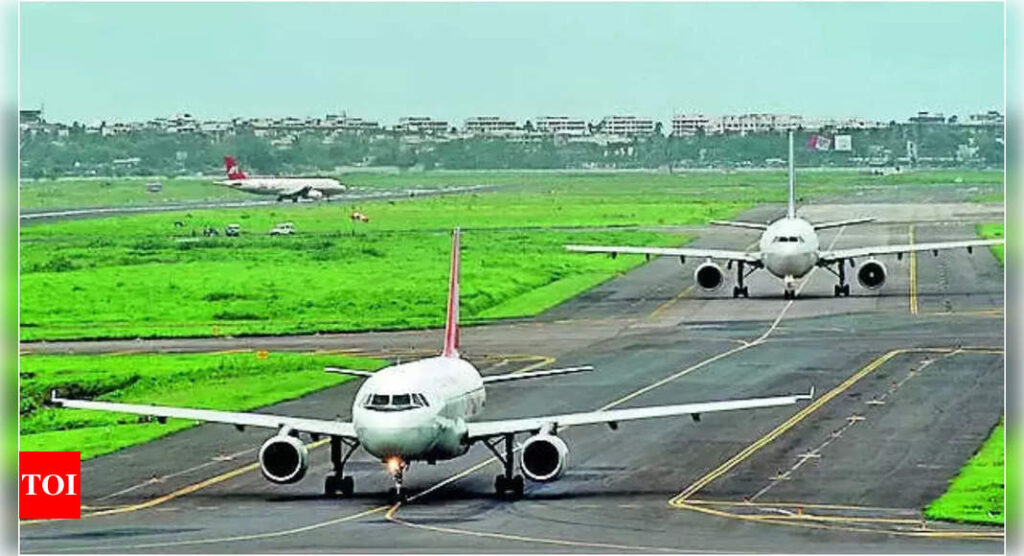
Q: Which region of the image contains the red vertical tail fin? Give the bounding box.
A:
[442,228,460,358]
[224,156,247,180]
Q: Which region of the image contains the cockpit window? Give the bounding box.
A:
[773,236,803,243]
[364,392,428,411]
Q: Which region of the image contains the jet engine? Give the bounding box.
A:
[519,433,569,482]
[694,261,726,292]
[306,189,325,200]
[857,259,887,290]
[258,434,309,484]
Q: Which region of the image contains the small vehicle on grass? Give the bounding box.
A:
[269,222,295,236]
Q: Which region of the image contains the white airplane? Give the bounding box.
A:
[52,229,812,503]
[566,132,1004,299]
[220,156,347,202]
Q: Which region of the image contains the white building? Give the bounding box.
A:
[464,116,519,136]
[534,116,588,136]
[600,115,656,136]
[962,110,1004,127]
[672,114,720,136]
[395,117,451,134]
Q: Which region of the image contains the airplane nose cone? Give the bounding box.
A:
[357,413,438,459]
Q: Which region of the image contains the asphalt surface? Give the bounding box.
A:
[20,202,1005,553]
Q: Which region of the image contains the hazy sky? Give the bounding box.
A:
[20,2,1004,124]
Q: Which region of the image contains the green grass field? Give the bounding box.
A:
[925,420,1004,525]
[977,223,1004,264]
[21,169,1004,211]
[20,351,387,460]
[20,178,253,211]
[22,182,753,341]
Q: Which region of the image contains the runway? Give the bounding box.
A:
[20,201,1005,553]
[19,185,494,224]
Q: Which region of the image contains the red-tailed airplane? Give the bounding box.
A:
[220,156,347,202]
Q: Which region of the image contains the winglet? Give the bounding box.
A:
[798,386,815,401]
[442,228,461,358]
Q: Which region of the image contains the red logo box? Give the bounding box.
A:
[19,452,81,519]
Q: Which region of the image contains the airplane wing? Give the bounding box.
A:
[279,185,313,198]
[482,366,594,384]
[709,220,770,231]
[565,245,761,264]
[466,389,812,440]
[820,239,1004,262]
[325,367,376,378]
[812,217,875,230]
[50,393,357,438]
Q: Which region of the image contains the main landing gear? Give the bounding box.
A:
[825,259,851,297]
[484,434,525,500]
[732,260,751,298]
[324,436,358,498]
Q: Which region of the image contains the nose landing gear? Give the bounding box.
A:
[324,436,358,498]
[386,457,408,504]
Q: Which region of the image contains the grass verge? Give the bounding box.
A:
[19,351,386,459]
[925,420,1005,525]
[977,223,1004,264]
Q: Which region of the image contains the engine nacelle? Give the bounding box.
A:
[306,189,325,200]
[857,259,887,290]
[520,433,569,482]
[694,261,726,292]
[258,434,309,484]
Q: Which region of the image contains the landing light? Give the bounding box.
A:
[386,457,403,474]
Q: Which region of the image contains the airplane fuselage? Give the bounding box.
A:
[758,217,820,282]
[222,177,346,197]
[352,356,483,462]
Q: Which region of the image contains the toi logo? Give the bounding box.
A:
[19,452,81,519]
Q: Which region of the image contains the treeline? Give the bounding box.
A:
[20,124,1003,178]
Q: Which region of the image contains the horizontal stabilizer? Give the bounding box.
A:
[325,367,376,378]
[709,220,769,231]
[482,365,594,384]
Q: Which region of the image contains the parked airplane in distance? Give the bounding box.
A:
[220,156,347,202]
[566,132,1004,299]
[52,229,812,503]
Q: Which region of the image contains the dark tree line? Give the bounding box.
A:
[19,124,1003,178]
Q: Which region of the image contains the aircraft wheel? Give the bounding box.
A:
[834,285,842,297]
[387,487,406,504]
[494,475,508,497]
[741,286,749,298]
[341,476,354,497]
[732,286,741,298]
[842,284,851,297]
[512,475,525,499]
[324,475,339,498]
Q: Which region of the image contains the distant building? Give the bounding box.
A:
[672,114,719,136]
[395,117,450,134]
[909,111,946,124]
[20,109,44,124]
[464,116,519,136]
[600,115,655,136]
[534,116,587,136]
[962,110,1004,127]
